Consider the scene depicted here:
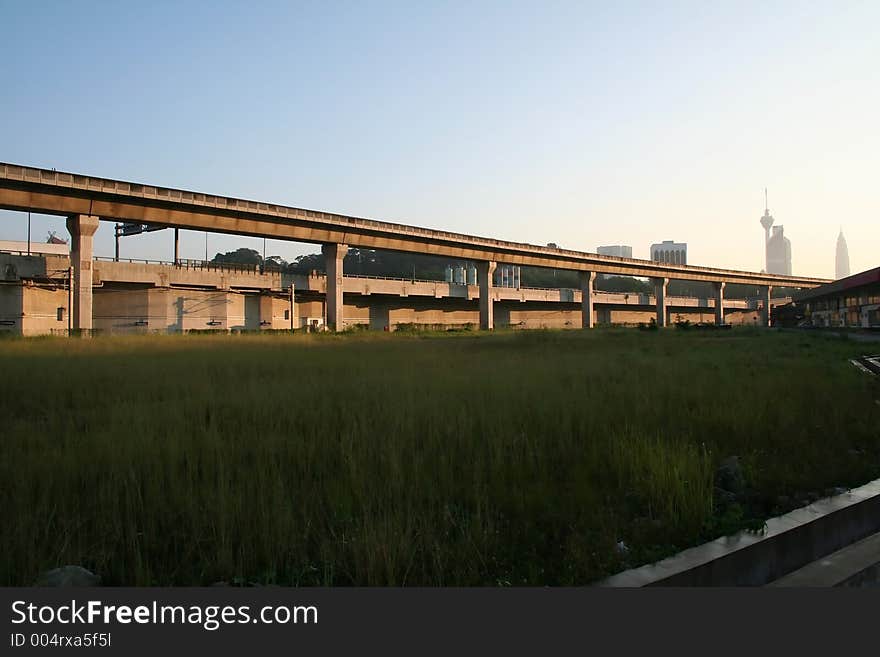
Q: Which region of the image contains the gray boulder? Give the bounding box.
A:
[716,456,746,496]
[35,566,101,587]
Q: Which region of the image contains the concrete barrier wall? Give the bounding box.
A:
[25,286,68,335]
[0,284,23,332]
[94,260,282,291]
[601,478,880,587]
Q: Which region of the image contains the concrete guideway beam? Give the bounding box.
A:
[714,281,726,325]
[580,271,595,329]
[477,260,497,330]
[322,243,347,331]
[652,277,669,327]
[0,164,830,290]
[65,214,99,331]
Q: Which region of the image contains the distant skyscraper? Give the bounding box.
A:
[760,190,792,275]
[835,229,850,280]
[650,241,687,265]
[759,189,774,264]
[597,245,633,259]
[766,226,792,275]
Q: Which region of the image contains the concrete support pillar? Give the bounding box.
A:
[65,214,100,332]
[652,277,669,327]
[760,285,773,327]
[477,260,497,330]
[322,243,347,331]
[713,281,726,325]
[579,270,595,328]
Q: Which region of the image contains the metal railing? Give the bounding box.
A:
[342,273,446,284]
[93,256,282,275]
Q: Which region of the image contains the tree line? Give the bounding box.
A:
[210,247,795,299]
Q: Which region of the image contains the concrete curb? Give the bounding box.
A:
[767,531,880,587]
[598,477,880,586]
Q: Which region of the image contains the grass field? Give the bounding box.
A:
[2,328,879,586]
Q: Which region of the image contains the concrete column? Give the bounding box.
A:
[760,285,773,327]
[652,277,669,327]
[713,281,726,325]
[579,271,596,328]
[322,243,347,331]
[477,260,497,330]
[65,214,100,332]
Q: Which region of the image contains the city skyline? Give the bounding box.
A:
[1,2,877,278]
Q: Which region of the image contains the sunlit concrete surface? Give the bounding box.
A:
[598,478,880,587]
[2,252,783,335]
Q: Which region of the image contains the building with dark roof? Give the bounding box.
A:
[794,266,880,328]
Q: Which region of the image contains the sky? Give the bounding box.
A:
[1,0,877,278]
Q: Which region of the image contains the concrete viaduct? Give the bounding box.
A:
[0,162,830,331]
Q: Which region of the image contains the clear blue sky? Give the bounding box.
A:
[1,1,877,277]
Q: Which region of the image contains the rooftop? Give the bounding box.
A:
[794,266,880,302]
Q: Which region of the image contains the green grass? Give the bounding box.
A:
[1,328,879,585]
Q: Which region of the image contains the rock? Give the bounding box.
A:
[714,487,738,506]
[715,456,745,496]
[35,566,101,587]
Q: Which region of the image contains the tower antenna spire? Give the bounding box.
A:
[764,187,768,213]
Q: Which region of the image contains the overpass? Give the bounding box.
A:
[0,162,830,331]
[1,251,776,335]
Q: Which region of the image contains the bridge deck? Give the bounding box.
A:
[0,162,828,288]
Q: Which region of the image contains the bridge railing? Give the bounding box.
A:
[94,256,282,275]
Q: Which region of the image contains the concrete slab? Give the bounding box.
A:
[768,531,880,587]
[598,477,880,587]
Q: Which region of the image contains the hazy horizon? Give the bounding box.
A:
[1,1,877,278]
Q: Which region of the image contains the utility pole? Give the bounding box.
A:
[67,265,73,335]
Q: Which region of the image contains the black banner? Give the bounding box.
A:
[0,587,874,655]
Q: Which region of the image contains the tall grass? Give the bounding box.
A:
[1,329,878,585]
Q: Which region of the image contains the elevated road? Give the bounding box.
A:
[0,162,829,331]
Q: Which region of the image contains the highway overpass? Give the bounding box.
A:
[0,162,829,331]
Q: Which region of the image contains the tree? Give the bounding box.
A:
[211,248,263,266]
